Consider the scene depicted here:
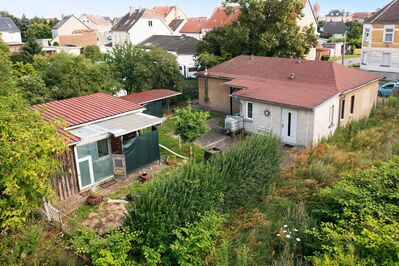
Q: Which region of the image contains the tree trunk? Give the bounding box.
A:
[189,143,193,159]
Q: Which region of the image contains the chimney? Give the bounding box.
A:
[297,59,302,64]
[129,7,137,15]
[251,54,254,60]
[61,13,65,20]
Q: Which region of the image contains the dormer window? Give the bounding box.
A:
[384,28,394,43]
[148,21,153,27]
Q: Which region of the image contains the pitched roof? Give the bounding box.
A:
[327,9,347,17]
[82,14,111,26]
[201,56,381,109]
[180,19,208,33]
[169,19,185,31]
[111,9,146,32]
[153,6,175,17]
[204,6,240,29]
[366,0,399,24]
[121,89,182,104]
[352,12,371,19]
[323,21,348,35]
[141,35,199,55]
[52,15,89,30]
[32,93,143,128]
[0,16,20,33]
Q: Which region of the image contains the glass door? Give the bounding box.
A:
[78,156,94,190]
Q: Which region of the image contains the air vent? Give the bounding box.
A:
[288,73,295,80]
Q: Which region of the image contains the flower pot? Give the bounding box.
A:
[87,194,103,206]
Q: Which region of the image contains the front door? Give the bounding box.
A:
[78,156,94,190]
[282,109,298,145]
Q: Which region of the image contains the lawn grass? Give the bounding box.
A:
[329,54,360,62]
[158,117,204,162]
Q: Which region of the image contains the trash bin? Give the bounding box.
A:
[204,147,222,161]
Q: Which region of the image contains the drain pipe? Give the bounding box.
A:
[204,68,209,104]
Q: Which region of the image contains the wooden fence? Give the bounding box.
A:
[52,148,79,201]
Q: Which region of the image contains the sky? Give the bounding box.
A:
[0,0,392,19]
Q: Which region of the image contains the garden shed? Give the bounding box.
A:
[121,89,182,118]
[33,93,163,200]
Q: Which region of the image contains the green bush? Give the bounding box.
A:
[321,55,330,61]
[310,157,399,265]
[0,219,72,266]
[124,134,282,264]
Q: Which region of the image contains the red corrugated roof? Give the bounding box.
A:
[121,89,182,104]
[32,93,142,127]
[201,56,382,109]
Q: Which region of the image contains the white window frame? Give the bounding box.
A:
[364,28,370,42]
[383,27,394,43]
[246,101,253,120]
[329,105,335,127]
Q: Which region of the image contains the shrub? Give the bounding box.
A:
[321,55,330,61]
[310,157,399,264]
[124,134,282,264]
[0,219,71,266]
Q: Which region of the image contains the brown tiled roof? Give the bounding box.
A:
[367,0,399,24]
[180,19,208,33]
[200,56,381,109]
[153,6,175,18]
[204,6,240,29]
[352,12,371,19]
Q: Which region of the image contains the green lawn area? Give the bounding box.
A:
[329,54,360,62]
[158,117,204,162]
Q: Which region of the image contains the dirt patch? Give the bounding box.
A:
[82,201,128,235]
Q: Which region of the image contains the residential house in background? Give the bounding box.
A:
[325,9,352,22]
[352,12,372,23]
[361,0,399,81]
[197,56,381,147]
[180,17,208,40]
[180,1,318,59]
[51,15,97,47]
[111,6,186,46]
[141,35,199,78]
[0,16,23,52]
[79,14,113,45]
[111,8,174,46]
[322,21,348,38]
[33,93,163,200]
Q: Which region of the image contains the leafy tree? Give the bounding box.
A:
[346,21,363,48]
[82,45,103,62]
[107,43,151,93]
[145,45,183,91]
[11,38,43,64]
[26,23,52,39]
[175,105,210,157]
[0,51,66,231]
[107,43,182,94]
[34,53,119,100]
[198,0,318,61]
[195,52,224,69]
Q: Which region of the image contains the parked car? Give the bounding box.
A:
[378,82,399,97]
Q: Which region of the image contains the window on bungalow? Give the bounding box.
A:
[340,99,345,120]
[97,139,109,158]
[384,28,394,43]
[364,28,370,42]
[148,20,153,27]
[362,52,367,65]
[247,102,253,120]
[350,95,355,115]
[329,105,335,126]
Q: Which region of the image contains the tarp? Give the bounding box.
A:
[123,129,160,173]
[144,101,163,118]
